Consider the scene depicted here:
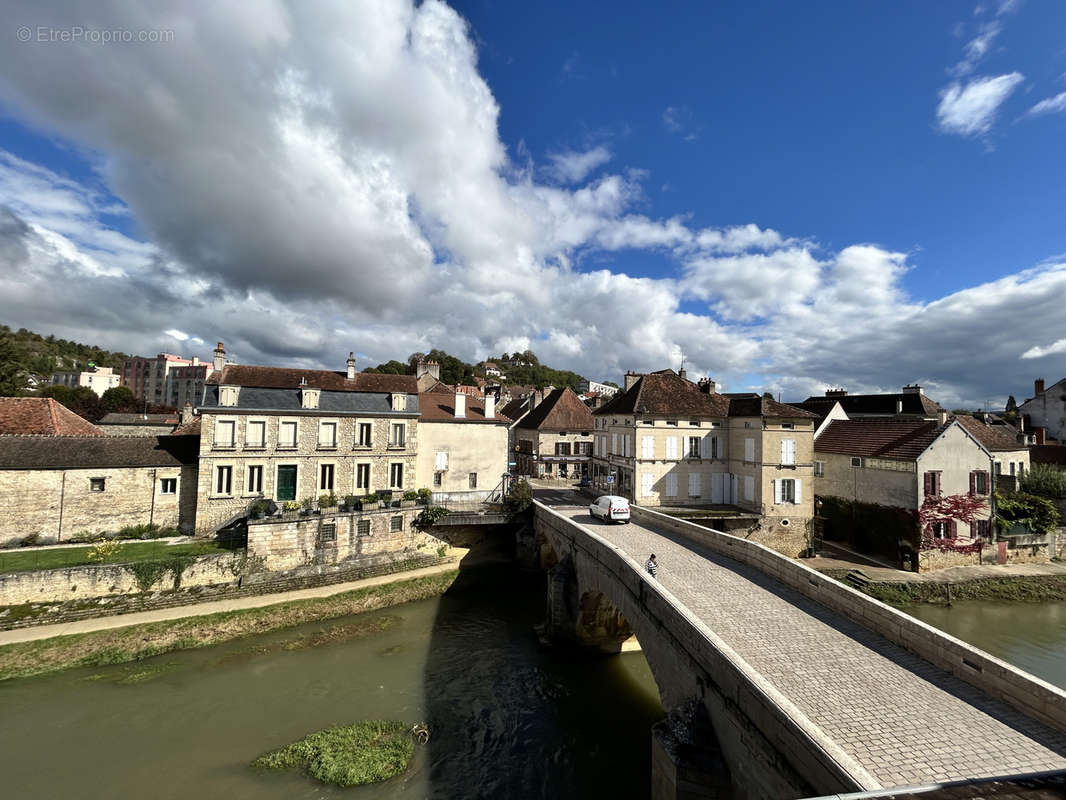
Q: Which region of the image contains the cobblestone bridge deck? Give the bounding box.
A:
[536,490,1066,790]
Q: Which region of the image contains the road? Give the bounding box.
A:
[535,489,1066,789]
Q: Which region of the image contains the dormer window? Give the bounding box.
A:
[391,393,407,411]
[219,385,239,406]
[301,388,320,409]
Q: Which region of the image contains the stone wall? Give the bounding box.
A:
[0,464,195,547]
[196,412,419,533]
[919,540,1051,572]
[247,507,440,571]
[0,552,239,606]
[625,503,1066,735]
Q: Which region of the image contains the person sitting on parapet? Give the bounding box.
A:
[645,554,658,579]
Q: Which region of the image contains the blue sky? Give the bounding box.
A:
[455,0,1066,296]
[0,0,1064,407]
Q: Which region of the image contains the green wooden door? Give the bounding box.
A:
[277,465,297,502]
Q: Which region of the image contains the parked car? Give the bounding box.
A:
[589,495,630,523]
[578,476,592,488]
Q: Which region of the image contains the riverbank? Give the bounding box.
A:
[0,568,459,681]
[857,575,1066,605]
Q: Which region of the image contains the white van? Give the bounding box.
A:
[589,495,631,524]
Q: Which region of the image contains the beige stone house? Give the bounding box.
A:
[814,417,996,544]
[195,349,420,533]
[513,388,595,479]
[415,389,511,501]
[1019,377,1066,445]
[954,414,1030,480]
[0,434,199,546]
[590,370,818,548]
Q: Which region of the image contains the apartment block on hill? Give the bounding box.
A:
[50,366,120,397]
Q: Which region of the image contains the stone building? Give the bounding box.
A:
[814,417,995,540]
[590,370,818,550]
[513,387,595,479]
[50,366,120,397]
[0,434,199,546]
[194,348,420,533]
[1019,377,1066,445]
[954,414,1030,479]
[416,389,511,501]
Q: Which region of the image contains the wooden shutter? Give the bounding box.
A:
[923,472,932,496]
[969,471,976,495]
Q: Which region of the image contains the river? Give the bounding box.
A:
[906,600,1066,690]
[0,563,663,799]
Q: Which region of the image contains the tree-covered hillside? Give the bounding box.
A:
[364,348,586,391]
[0,325,130,396]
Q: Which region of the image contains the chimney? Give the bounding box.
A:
[213,342,226,373]
[825,388,848,397]
[192,357,200,366]
[484,393,495,419]
[678,367,687,381]
[624,371,642,391]
[347,352,356,380]
[902,384,921,395]
[895,400,903,414]
[454,388,466,418]
[697,377,716,394]
[180,402,195,426]
[938,410,948,425]
[1035,378,1045,396]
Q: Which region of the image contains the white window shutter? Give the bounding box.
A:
[666,436,677,460]
[713,435,720,459]
[689,473,700,496]
[780,439,787,464]
[744,438,755,462]
[642,436,654,459]
[773,479,781,504]
[700,434,711,458]
[665,473,678,496]
[794,479,802,505]
[642,472,654,497]
[744,475,754,501]
[611,433,617,454]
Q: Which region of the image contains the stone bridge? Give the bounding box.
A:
[533,495,1066,800]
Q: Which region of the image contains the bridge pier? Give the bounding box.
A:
[652,700,731,800]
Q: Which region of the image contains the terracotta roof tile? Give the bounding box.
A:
[517,387,595,430]
[954,415,1025,452]
[171,417,202,436]
[418,392,510,423]
[593,371,731,417]
[0,398,105,436]
[815,418,952,460]
[207,365,417,393]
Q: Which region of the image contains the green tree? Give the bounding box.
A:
[0,330,28,396]
[100,385,136,412]
[38,384,73,404]
[1005,395,1017,413]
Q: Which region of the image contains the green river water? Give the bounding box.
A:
[0,564,663,799]
[3,565,1065,799]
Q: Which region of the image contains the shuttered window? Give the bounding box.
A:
[744,438,755,462]
[665,436,678,460]
[780,439,795,465]
[664,473,678,497]
[642,436,655,459]
[642,472,654,497]
[435,451,449,471]
[688,473,701,497]
[744,476,754,501]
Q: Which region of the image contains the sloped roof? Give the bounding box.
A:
[954,415,1025,452]
[207,365,417,393]
[727,396,819,419]
[419,392,511,424]
[594,371,731,417]
[171,417,202,436]
[517,387,594,430]
[0,434,199,469]
[500,397,531,422]
[797,391,944,417]
[815,418,953,460]
[98,413,178,426]
[0,398,105,436]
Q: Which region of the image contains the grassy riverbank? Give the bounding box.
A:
[860,575,1066,605]
[0,569,458,681]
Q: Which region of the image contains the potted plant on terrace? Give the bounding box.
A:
[362,492,380,510]
[378,490,394,508]
[318,492,338,512]
[416,487,432,506]
[283,500,301,515]
[248,500,269,520]
[300,496,316,516]
[341,494,359,512]
[401,490,419,508]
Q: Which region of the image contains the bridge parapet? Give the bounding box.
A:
[628,504,1066,736]
[535,501,880,798]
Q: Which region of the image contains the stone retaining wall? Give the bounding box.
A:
[0,552,240,606]
[629,504,1066,736]
[0,551,452,631]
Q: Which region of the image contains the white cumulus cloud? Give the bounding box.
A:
[937,72,1024,136]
